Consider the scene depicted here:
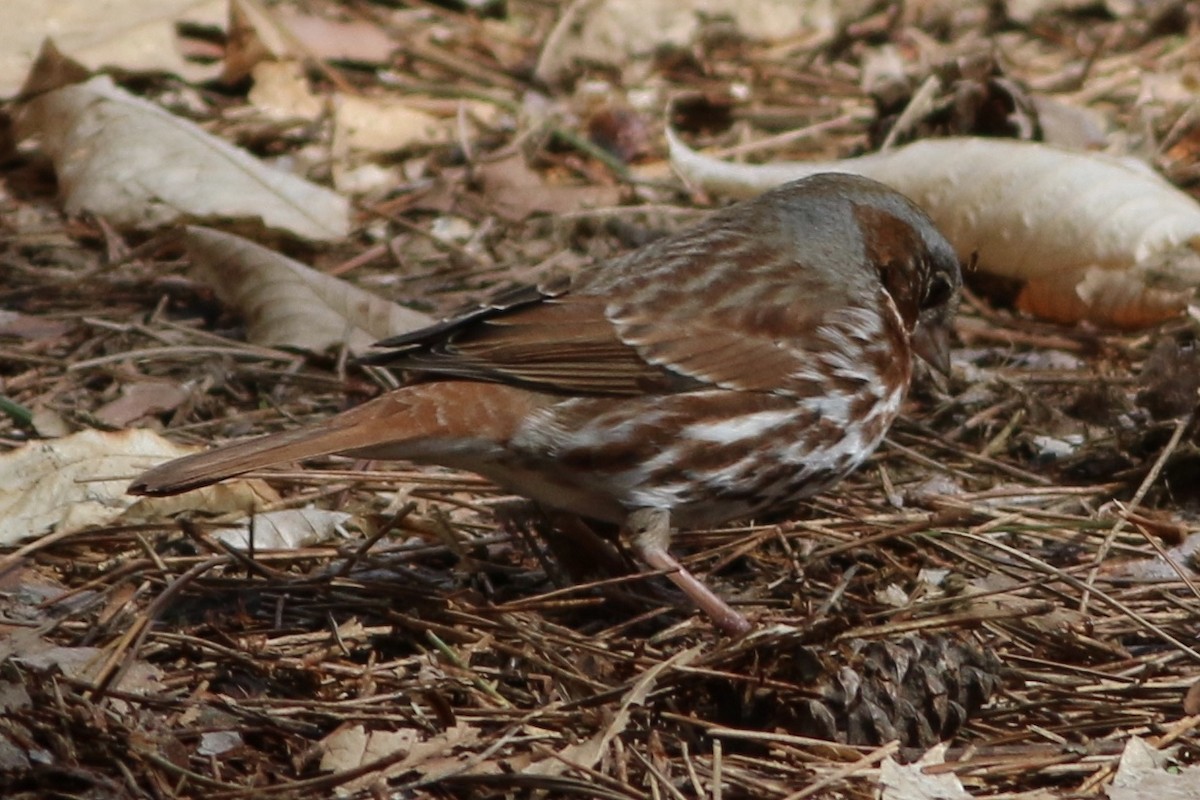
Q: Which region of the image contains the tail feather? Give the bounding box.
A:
[127,382,549,497]
[130,408,398,496]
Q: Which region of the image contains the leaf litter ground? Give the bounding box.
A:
[2,2,1200,797]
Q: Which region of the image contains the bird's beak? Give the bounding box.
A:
[912,323,952,376]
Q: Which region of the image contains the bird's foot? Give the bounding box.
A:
[626,508,752,637]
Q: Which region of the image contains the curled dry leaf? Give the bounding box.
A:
[187,226,433,354]
[16,75,350,241]
[0,428,277,545]
[668,132,1200,329]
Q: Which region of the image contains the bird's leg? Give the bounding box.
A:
[626,508,752,637]
[496,503,679,611]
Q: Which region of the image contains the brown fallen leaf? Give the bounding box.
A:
[224,0,394,85]
[319,721,480,791]
[1185,680,1200,716]
[476,154,623,221]
[224,0,293,83]
[94,381,190,428]
[274,6,394,65]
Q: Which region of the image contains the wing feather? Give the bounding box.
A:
[362,196,868,397]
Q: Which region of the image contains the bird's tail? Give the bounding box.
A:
[128,382,544,496]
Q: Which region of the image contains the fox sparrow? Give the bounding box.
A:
[130,173,961,636]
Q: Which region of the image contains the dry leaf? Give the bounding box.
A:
[16,74,350,241]
[960,574,1086,633]
[535,0,873,83]
[198,731,244,757]
[247,60,324,121]
[476,154,623,221]
[210,508,356,550]
[320,722,480,794]
[274,7,394,64]
[1102,532,1200,582]
[1032,95,1109,150]
[1005,0,1100,24]
[1185,680,1200,717]
[186,226,432,353]
[30,407,71,439]
[124,479,281,521]
[1109,737,1200,800]
[880,744,971,800]
[93,381,190,428]
[333,94,450,155]
[224,0,294,83]
[224,0,394,84]
[0,428,276,544]
[668,132,1200,329]
[526,646,702,776]
[0,628,162,693]
[0,0,225,97]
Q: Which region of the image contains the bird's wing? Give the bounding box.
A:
[363,221,860,397]
[362,278,679,395]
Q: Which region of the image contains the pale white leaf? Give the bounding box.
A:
[211,508,355,550]
[186,226,433,353]
[247,60,324,121]
[880,743,972,800]
[0,0,224,97]
[333,94,450,155]
[1109,736,1200,800]
[0,428,277,544]
[198,731,244,757]
[16,75,350,241]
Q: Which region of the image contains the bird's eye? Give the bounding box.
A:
[923,273,953,309]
